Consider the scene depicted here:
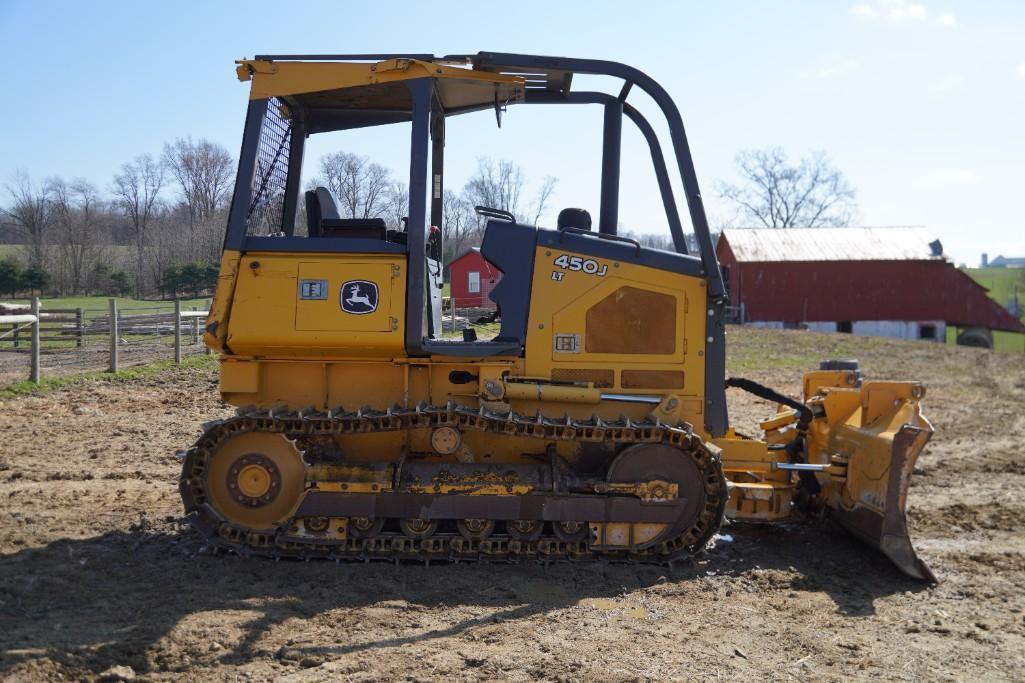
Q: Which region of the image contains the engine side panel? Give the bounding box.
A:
[524,244,709,435]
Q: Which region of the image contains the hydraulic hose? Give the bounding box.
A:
[725,377,821,494]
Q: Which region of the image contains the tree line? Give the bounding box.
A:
[0,146,562,298]
[1,141,856,300]
[1,138,234,299]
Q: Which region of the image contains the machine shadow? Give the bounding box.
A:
[0,523,924,676]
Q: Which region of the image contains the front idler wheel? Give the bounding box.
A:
[202,431,306,532]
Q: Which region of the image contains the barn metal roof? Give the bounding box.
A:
[721,227,943,262]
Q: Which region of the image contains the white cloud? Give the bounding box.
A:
[912,169,982,191]
[851,1,957,28]
[801,57,859,80]
[853,3,880,19]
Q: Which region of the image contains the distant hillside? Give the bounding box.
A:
[963,267,1023,320]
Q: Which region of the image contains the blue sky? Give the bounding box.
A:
[1,0,1023,265]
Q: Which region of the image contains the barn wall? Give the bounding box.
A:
[746,319,946,341]
[851,320,946,341]
[729,259,1025,332]
[449,251,502,309]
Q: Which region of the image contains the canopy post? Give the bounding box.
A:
[599,100,623,235]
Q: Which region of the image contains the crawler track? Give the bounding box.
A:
[180,403,728,563]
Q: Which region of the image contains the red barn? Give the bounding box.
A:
[716,227,1025,347]
[448,247,502,309]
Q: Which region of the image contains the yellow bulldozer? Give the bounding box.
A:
[180,52,934,581]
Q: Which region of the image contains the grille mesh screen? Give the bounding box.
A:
[246,97,292,236]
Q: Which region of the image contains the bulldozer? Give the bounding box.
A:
[180,52,934,581]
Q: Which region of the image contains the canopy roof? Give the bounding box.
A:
[720,227,944,263]
[236,57,527,132]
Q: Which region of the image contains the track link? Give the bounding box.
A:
[179,403,728,563]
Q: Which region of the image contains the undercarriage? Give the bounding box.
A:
[180,403,728,562]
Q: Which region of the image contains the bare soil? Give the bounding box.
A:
[1,328,1023,681]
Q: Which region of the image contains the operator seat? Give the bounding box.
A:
[305,186,386,239]
[305,187,340,235]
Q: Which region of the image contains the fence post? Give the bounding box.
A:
[205,298,213,355]
[30,297,40,383]
[191,306,199,344]
[174,298,182,365]
[108,298,119,373]
[76,307,83,348]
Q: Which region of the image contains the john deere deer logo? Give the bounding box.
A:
[340,280,378,315]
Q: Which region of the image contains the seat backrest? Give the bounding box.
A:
[479,220,538,344]
[304,186,341,236]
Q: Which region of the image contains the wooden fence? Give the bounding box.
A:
[0,298,211,384]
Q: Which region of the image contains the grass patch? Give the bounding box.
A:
[945,325,1025,353]
[440,321,500,340]
[963,267,1023,315]
[2,295,210,312]
[0,353,215,399]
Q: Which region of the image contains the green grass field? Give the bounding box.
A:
[959,267,1024,352]
[963,267,1023,312]
[3,295,210,313]
[1,295,213,351]
[0,244,135,260]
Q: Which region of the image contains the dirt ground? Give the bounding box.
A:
[1,327,1023,681]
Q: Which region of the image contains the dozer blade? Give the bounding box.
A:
[821,383,935,582]
[830,425,935,581]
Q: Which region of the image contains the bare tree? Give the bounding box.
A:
[163,138,234,258]
[529,176,558,226]
[318,152,394,220]
[441,190,477,263]
[717,147,857,228]
[462,158,558,230]
[46,178,109,294]
[382,180,409,230]
[112,154,165,296]
[462,158,524,220]
[2,171,52,268]
[621,230,675,251]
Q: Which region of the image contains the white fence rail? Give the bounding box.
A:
[0,297,210,385]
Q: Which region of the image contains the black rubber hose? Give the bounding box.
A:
[725,377,821,494]
[724,377,813,430]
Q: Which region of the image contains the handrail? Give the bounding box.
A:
[557,226,642,256]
